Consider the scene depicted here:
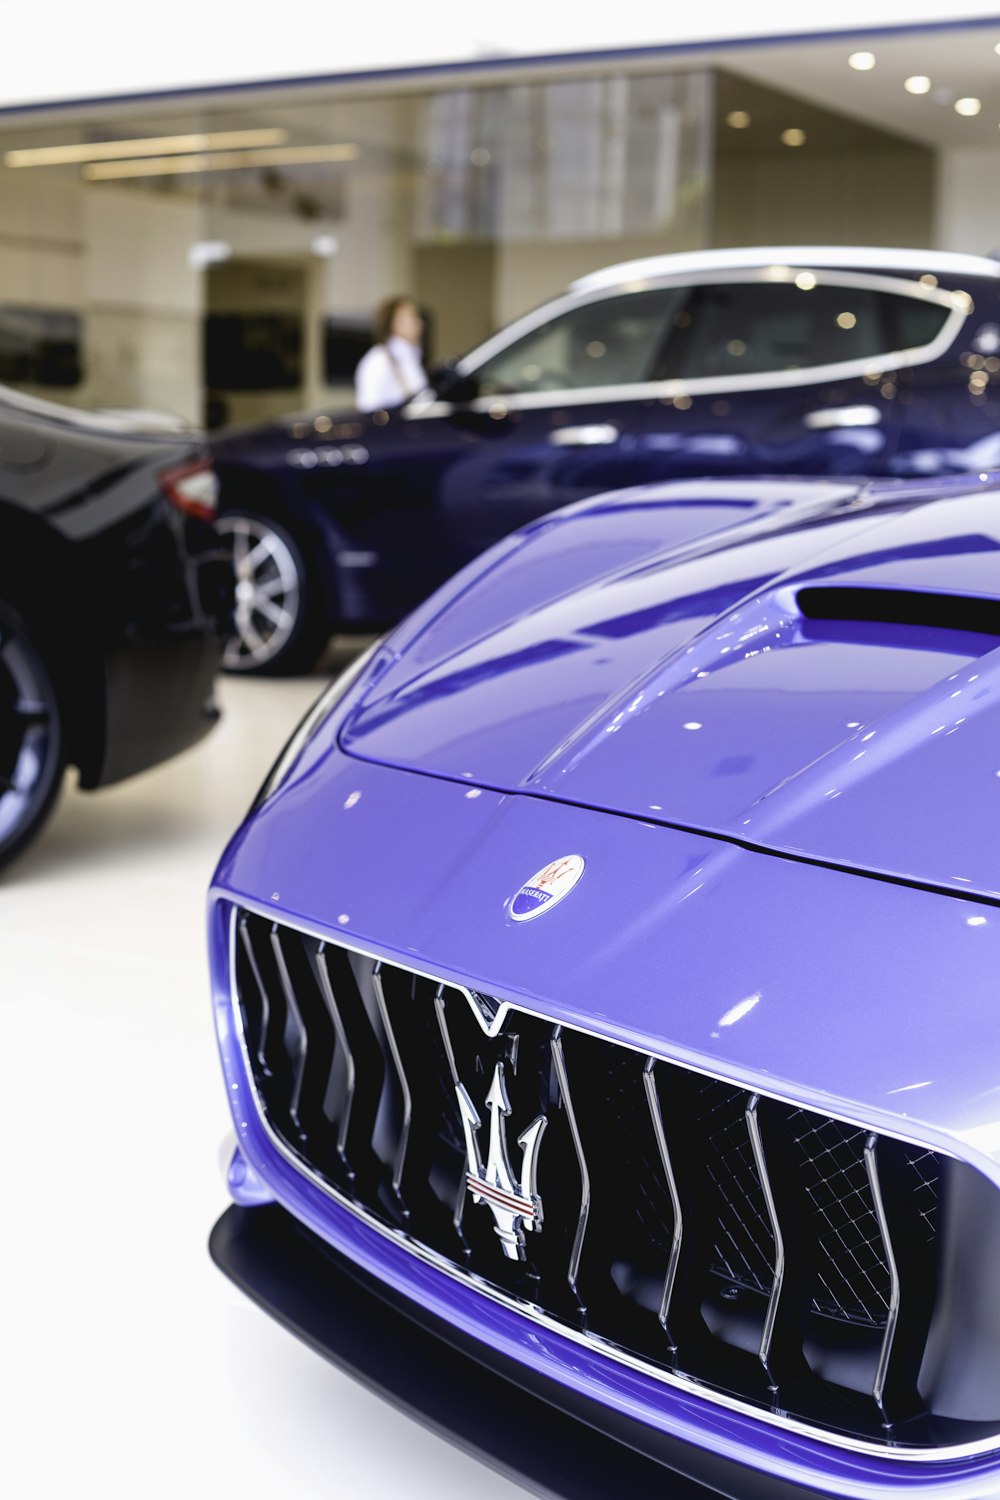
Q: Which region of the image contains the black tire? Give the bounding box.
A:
[0,599,65,872]
[216,510,330,676]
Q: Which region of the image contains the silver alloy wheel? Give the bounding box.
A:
[0,606,62,863]
[217,514,302,670]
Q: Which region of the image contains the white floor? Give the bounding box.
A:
[3,647,525,1500]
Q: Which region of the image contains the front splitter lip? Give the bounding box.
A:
[210,894,1000,1497]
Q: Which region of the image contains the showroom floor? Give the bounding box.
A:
[4,644,525,1500]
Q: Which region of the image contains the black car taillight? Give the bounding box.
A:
[159,458,219,522]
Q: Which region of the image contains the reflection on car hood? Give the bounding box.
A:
[340,475,1000,899]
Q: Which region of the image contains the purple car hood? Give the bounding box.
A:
[340,476,1000,899]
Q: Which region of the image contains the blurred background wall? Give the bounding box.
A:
[0,9,994,426]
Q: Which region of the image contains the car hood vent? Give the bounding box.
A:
[340,481,1000,899]
[797,586,1000,638]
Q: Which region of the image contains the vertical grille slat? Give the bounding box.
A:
[313,942,386,1183]
[745,1094,785,1391]
[551,1029,591,1303]
[238,916,273,1077]
[643,1058,682,1353]
[231,909,984,1455]
[432,987,469,1235]
[864,1134,901,1420]
[269,927,310,1138]
[371,963,413,1198]
[314,944,357,1172]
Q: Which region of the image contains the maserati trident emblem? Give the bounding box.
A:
[457,1062,547,1260]
[509,854,585,923]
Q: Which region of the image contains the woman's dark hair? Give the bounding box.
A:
[372,295,416,346]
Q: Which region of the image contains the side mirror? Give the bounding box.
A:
[430,360,479,405]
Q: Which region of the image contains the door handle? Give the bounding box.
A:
[549,423,620,447]
[803,405,881,431]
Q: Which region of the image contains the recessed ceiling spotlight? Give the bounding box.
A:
[726,110,752,129]
[955,97,983,116]
[781,128,807,147]
[994,41,1000,55]
[848,51,876,71]
[904,76,932,95]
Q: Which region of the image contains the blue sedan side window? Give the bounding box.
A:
[656,282,950,380]
[475,288,687,396]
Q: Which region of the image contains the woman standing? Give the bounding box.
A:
[354,295,428,413]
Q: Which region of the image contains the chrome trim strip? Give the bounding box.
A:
[405,266,966,420]
[548,422,619,447]
[223,901,993,1464]
[746,1093,785,1389]
[865,1133,902,1418]
[643,1057,682,1352]
[550,1028,590,1297]
[314,944,356,1163]
[803,404,880,431]
[269,924,308,1130]
[371,962,413,1197]
[570,245,1000,294]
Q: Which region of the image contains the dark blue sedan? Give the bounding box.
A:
[212,245,1000,672]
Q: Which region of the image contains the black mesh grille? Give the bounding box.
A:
[906,1148,940,1247]
[789,1112,890,1327]
[699,1079,777,1298]
[231,909,988,1453]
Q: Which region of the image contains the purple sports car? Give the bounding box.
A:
[209,471,1000,1497]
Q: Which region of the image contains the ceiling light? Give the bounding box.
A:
[725,110,752,129]
[995,41,1000,55]
[795,271,817,291]
[955,97,982,116]
[4,128,289,168]
[781,128,807,147]
[904,76,932,95]
[848,52,876,71]
[82,143,359,181]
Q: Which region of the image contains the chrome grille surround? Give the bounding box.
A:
[225,902,1000,1463]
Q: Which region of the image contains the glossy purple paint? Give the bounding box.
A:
[341,474,1000,898]
[210,473,1000,1496]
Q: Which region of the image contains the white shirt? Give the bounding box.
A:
[354,335,428,413]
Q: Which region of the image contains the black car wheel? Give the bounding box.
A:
[0,601,65,871]
[217,511,328,675]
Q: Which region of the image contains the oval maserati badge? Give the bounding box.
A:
[509,855,585,923]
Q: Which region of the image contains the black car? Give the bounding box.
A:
[212,245,1000,674]
[0,387,231,869]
